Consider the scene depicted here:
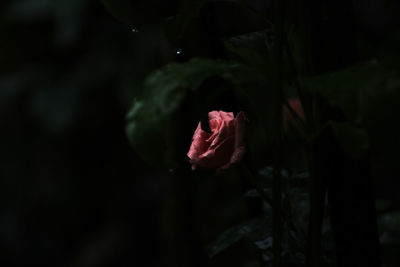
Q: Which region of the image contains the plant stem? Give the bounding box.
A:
[305,144,323,267]
[272,0,285,266]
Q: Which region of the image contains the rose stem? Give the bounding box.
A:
[240,164,273,207]
[283,6,324,266]
[272,0,285,266]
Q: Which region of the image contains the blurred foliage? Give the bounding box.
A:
[100,0,178,28]
[301,59,400,186]
[1,0,170,266]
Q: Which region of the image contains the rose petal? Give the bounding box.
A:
[234,111,247,148]
[230,146,246,164]
[187,122,211,159]
[191,135,235,169]
[188,110,248,172]
[289,98,305,119]
[283,98,305,131]
[208,111,222,121]
[207,111,235,143]
[216,146,245,173]
[208,120,229,147]
[209,118,221,132]
[225,119,236,137]
[218,110,234,121]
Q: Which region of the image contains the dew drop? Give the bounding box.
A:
[176,48,183,55]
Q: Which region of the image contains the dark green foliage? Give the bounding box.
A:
[100,0,178,27]
[224,29,274,68]
[301,59,400,179]
[208,166,336,266]
[208,215,271,258]
[378,210,400,263]
[165,0,209,40]
[329,122,369,160]
[300,60,389,123]
[100,0,136,26]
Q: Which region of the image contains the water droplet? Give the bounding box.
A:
[131,28,139,33]
[254,236,273,250]
[176,48,183,55]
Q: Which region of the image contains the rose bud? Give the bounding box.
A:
[282,98,306,132]
[187,111,247,173]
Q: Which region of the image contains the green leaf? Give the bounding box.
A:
[300,60,386,123]
[208,215,271,258]
[100,0,178,27]
[330,122,370,160]
[171,0,209,38]
[125,58,245,167]
[99,0,135,26]
[301,60,400,180]
[224,29,273,69]
[165,0,269,48]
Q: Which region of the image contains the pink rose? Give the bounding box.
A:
[187,111,247,172]
[282,98,305,132]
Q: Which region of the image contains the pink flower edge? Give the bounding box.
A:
[187,111,247,172]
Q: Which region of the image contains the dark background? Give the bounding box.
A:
[1,0,400,266]
[0,0,167,266]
